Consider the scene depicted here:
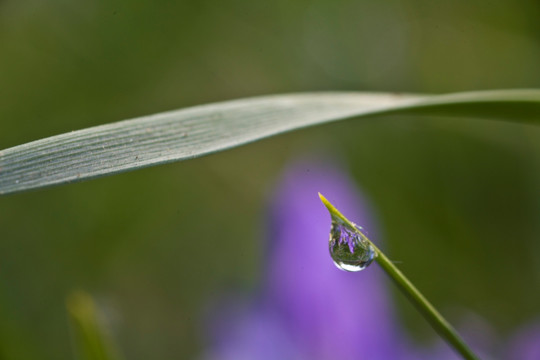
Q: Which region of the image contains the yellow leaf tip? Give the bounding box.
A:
[318,192,332,210]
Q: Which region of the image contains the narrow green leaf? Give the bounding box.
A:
[1,89,539,195]
[319,193,480,360]
[66,291,121,360]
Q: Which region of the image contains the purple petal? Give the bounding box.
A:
[506,319,540,360]
[263,156,405,359]
[203,296,301,360]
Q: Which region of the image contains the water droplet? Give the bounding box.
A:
[329,220,375,272]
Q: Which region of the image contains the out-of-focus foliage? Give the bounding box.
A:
[1,0,540,359]
[67,291,121,360]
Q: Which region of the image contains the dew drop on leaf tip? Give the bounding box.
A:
[329,220,375,272]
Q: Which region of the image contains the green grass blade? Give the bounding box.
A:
[319,193,480,360]
[1,89,539,195]
[67,291,122,360]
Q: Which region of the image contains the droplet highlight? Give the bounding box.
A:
[329,220,375,272]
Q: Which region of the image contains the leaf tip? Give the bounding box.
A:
[318,192,335,212]
[318,192,329,206]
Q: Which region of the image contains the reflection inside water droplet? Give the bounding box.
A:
[329,220,375,272]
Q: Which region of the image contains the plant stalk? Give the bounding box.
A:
[319,193,480,360]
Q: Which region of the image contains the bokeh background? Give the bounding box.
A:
[1,0,540,358]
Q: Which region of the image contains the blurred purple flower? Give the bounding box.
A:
[506,320,540,360]
[203,157,540,360]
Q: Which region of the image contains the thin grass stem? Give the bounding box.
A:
[319,193,480,360]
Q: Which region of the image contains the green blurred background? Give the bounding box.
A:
[1,0,540,358]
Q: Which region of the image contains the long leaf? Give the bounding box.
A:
[1,89,539,195]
